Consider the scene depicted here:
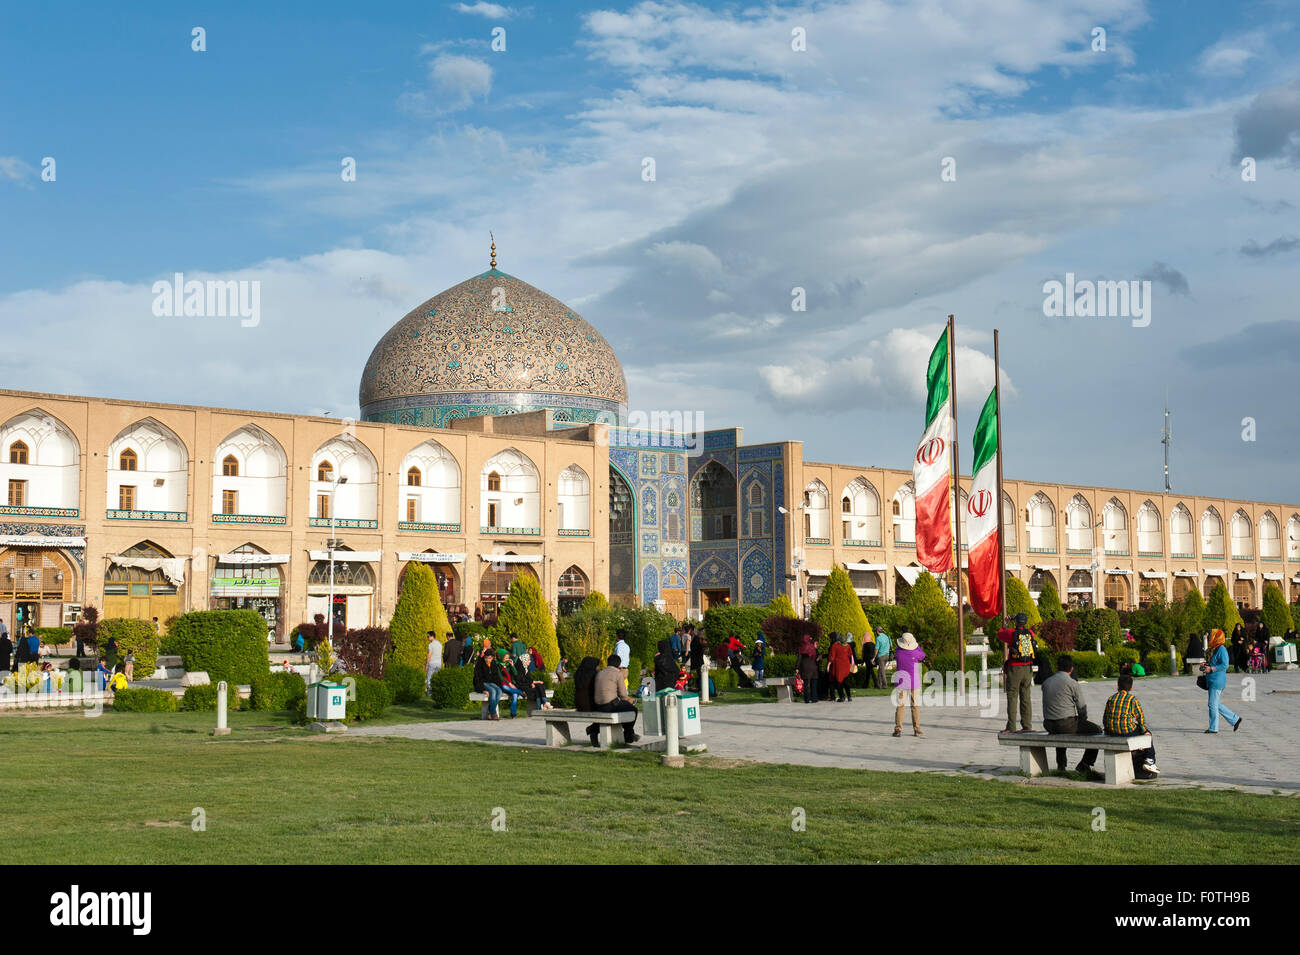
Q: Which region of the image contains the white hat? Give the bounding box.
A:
[896,632,919,650]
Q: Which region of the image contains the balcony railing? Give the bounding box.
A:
[1027,546,1057,554]
[309,517,378,529]
[0,505,78,518]
[1104,550,1130,557]
[1137,551,1163,558]
[1171,552,1194,559]
[107,509,187,522]
[843,539,882,547]
[894,541,915,549]
[481,526,541,536]
[557,528,591,537]
[212,513,287,525]
[805,537,831,545]
[398,521,461,533]
[1231,553,1253,561]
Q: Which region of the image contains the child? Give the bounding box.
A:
[1102,673,1159,778]
[124,651,135,682]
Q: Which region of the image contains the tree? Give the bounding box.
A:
[810,565,871,652]
[904,570,957,655]
[989,577,1041,632]
[766,593,797,619]
[1036,579,1065,621]
[1203,581,1244,636]
[497,573,560,669]
[581,591,609,613]
[1262,583,1294,636]
[388,564,451,672]
[1177,587,1205,636]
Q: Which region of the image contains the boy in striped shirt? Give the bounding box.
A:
[1103,674,1159,779]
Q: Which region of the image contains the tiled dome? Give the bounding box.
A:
[359,268,627,428]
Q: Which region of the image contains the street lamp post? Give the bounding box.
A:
[326,474,349,658]
[778,503,807,615]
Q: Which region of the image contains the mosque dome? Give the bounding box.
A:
[359,248,627,428]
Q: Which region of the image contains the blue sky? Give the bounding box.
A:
[2,0,1299,503]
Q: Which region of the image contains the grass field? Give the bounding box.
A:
[2,708,1297,864]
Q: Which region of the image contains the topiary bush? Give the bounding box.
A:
[97,617,161,679]
[452,621,488,642]
[37,627,72,647]
[383,662,425,704]
[496,574,560,670]
[1037,579,1066,621]
[111,687,179,712]
[166,610,269,684]
[904,570,956,656]
[428,665,475,710]
[612,605,677,664]
[766,593,797,619]
[389,563,452,673]
[180,682,240,712]
[249,671,306,711]
[988,577,1041,631]
[347,674,392,721]
[1262,583,1294,637]
[810,566,871,651]
[701,605,769,649]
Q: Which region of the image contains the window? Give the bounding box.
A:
[8,441,28,465]
[317,461,334,483]
[222,488,237,514]
[406,466,421,487]
[8,480,26,506]
[317,493,330,519]
[666,513,681,542]
[222,454,239,477]
[119,448,138,471]
[119,486,135,510]
[842,496,851,513]
[488,502,499,526]
[406,498,417,521]
[487,471,501,492]
[842,520,851,539]
[749,483,763,506]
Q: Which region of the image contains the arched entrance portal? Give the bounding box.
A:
[307,553,375,631]
[0,547,77,632]
[609,466,635,604]
[104,542,183,624]
[558,565,589,616]
[478,555,539,618]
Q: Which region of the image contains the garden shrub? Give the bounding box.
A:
[388,563,452,672]
[452,621,488,642]
[1177,588,1206,636]
[1203,582,1245,636]
[180,681,240,712]
[701,605,769,649]
[383,662,425,703]
[73,606,99,653]
[1069,651,1108,680]
[97,617,161,679]
[428,665,475,710]
[497,574,560,670]
[810,566,871,650]
[612,605,677,664]
[337,626,393,679]
[551,679,576,709]
[1104,646,1140,674]
[1036,579,1066,621]
[862,602,908,641]
[764,653,797,678]
[1262,583,1294,636]
[37,627,72,647]
[988,578,1041,631]
[766,593,797,619]
[581,591,610,612]
[904,570,955,656]
[1039,617,1080,654]
[166,610,269,683]
[709,666,738,691]
[249,671,306,711]
[758,616,822,655]
[626,656,643,689]
[111,687,179,712]
[346,674,392,721]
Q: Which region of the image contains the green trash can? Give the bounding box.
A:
[642,687,675,736]
[679,692,702,737]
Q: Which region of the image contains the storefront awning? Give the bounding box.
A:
[1236,571,1256,580]
[479,554,542,563]
[216,552,290,564]
[399,552,465,564]
[1173,570,1198,577]
[1203,568,1228,576]
[1004,564,1020,571]
[805,568,831,577]
[308,550,382,562]
[844,562,887,572]
[0,535,87,548]
[1262,572,1283,581]
[1140,571,1167,579]
[895,565,923,586]
[1067,564,1092,570]
[107,554,186,586]
[1105,568,1132,575]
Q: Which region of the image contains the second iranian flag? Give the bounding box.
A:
[967,389,1001,617]
[912,330,953,573]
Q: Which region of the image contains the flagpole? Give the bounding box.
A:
[994,329,1007,619]
[948,315,967,675]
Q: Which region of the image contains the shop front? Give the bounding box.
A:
[397,551,465,617]
[104,542,184,625]
[307,548,379,631]
[0,534,84,633]
[478,553,541,617]
[210,547,289,639]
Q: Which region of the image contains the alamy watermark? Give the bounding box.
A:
[151,272,260,327]
[1042,272,1151,327]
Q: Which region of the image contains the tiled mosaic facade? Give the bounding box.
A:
[607,438,690,607]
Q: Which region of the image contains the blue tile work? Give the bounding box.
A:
[364,390,621,429]
[0,522,88,571]
[741,544,774,605]
[608,433,691,607]
[641,486,658,526]
[642,564,659,602]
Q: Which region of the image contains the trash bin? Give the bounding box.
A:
[307,681,347,720]
[678,692,702,737]
[1274,643,1297,665]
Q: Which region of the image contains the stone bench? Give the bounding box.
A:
[765,677,796,703]
[539,709,637,748]
[997,731,1153,786]
[469,689,553,720]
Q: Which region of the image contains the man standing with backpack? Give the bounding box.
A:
[998,612,1035,733]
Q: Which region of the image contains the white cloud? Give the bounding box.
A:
[453,2,514,18]
[1197,31,1268,77]
[0,156,34,183]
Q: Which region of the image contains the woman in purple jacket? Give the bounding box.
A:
[892,632,926,737]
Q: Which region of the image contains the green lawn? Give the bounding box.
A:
[2,709,1296,864]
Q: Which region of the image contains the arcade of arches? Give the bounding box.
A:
[0,547,78,632]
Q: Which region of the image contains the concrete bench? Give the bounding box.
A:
[997,731,1153,786]
[539,709,637,748]
[765,677,795,703]
[469,689,553,720]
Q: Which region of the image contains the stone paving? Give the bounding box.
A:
[351,670,1300,795]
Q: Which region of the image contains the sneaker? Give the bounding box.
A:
[892,729,901,737]
[913,729,924,737]
[1234,717,1243,732]
[1203,729,1218,734]
[1135,768,1157,780]
[1143,763,1159,776]
[588,733,600,748]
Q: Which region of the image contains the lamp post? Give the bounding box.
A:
[777,503,807,614]
[326,474,349,657]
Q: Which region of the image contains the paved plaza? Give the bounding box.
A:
[352,671,1300,795]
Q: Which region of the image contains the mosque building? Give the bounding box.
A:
[1,246,1296,637]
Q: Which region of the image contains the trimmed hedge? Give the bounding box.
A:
[180,682,240,712]
[37,626,73,646]
[249,671,306,711]
[383,662,425,704]
[765,653,797,678]
[348,674,392,721]
[701,605,769,649]
[1068,650,1109,680]
[111,687,179,712]
[166,610,269,683]
[428,665,475,710]
[551,679,576,709]
[98,617,161,679]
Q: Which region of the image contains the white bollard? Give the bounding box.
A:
[1096,638,1102,655]
[213,679,231,736]
[700,660,711,704]
[1169,643,1177,677]
[665,693,680,757]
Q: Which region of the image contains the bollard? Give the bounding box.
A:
[1169,643,1176,677]
[1095,638,1102,656]
[213,680,231,736]
[661,693,683,767]
[699,661,711,704]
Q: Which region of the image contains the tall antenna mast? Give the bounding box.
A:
[1161,390,1172,492]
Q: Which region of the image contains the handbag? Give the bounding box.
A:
[793,674,805,694]
[1196,674,1208,690]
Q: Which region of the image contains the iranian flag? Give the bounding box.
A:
[967,388,1001,618]
[912,330,953,573]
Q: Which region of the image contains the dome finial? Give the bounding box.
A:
[490,232,496,269]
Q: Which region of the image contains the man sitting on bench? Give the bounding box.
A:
[1041,654,1103,782]
[1102,673,1159,780]
[593,654,640,747]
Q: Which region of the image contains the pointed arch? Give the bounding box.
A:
[480,447,539,530]
[107,418,189,515]
[1026,491,1056,552]
[802,478,830,540]
[558,464,591,531]
[1169,502,1193,556]
[1201,506,1224,558]
[1259,510,1280,560]
[1136,500,1162,555]
[0,409,81,512]
[1065,494,1093,552]
[310,434,379,524]
[691,460,736,542]
[1229,508,1252,559]
[893,481,917,544]
[609,464,636,602]
[212,424,288,519]
[840,476,881,544]
[1286,514,1300,562]
[1001,491,1017,551]
[1102,497,1128,555]
[400,438,461,526]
